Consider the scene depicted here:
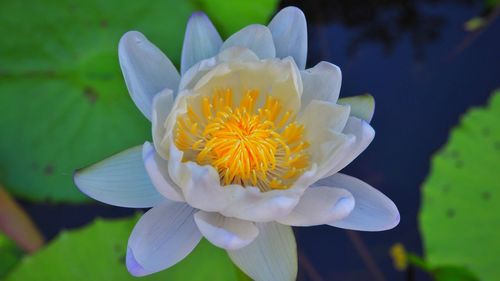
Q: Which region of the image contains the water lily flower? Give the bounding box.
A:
[74,6,399,281]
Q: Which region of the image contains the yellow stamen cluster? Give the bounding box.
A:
[174,88,309,191]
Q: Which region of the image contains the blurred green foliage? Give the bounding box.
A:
[0,0,277,203]
[0,233,22,279]
[420,90,500,281]
[4,216,249,281]
[196,0,279,36]
[485,0,500,7]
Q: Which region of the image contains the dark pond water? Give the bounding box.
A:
[21,0,500,280]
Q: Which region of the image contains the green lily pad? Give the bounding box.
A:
[198,0,279,36]
[0,232,22,279]
[5,216,247,281]
[0,0,196,202]
[0,0,279,203]
[420,90,500,281]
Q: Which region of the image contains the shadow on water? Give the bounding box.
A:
[281,0,500,280]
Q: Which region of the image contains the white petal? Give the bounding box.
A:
[142,142,184,202]
[179,47,259,92]
[301,61,342,108]
[168,144,317,222]
[216,46,260,63]
[316,173,400,231]
[194,211,259,250]
[181,12,222,75]
[298,101,353,177]
[228,222,297,281]
[309,131,356,182]
[338,94,375,123]
[192,56,303,114]
[119,31,180,120]
[126,201,201,276]
[74,146,164,208]
[277,186,354,226]
[151,88,174,159]
[324,117,375,178]
[299,100,350,133]
[221,24,275,59]
[268,6,308,69]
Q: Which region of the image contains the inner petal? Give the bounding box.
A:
[174,88,310,191]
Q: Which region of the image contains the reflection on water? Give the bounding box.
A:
[279,0,500,280]
[282,0,488,59]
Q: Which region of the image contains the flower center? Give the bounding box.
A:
[174,88,310,191]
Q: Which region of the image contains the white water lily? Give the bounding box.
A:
[74,7,399,281]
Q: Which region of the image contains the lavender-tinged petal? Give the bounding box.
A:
[317,173,400,231]
[119,31,180,120]
[268,7,308,69]
[181,12,223,75]
[74,146,164,208]
[228,222,297,281]
[221,24,275,59]
[194,211,259,250]
[277,186,354,226]
[142,142,184,202]
[127,201,201,276]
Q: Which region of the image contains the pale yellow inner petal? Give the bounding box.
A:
[174,88,310,191]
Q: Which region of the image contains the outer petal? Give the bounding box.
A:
[300,61,342,108]
[228,222,297,281]
[299,100,350,133]
[142,142,184,202]
[316,173,400,231]
[268,6,308,69]
[181,12,223,75]
[74,146,164,208]
[126,201,201,276]
[298,101,354,179]
[119,31,180,120]
[194,211,259,250]
[221,24,276,59]
[151,88,174,159]
[324,117,375,178]
[338,94,375,123]
[277,186,354,226]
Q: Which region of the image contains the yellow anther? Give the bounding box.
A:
[174,88,310,191]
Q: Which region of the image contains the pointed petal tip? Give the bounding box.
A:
[189,11,209,20]
[126,247,149,277]
[73,169,88,197]
[118,30,180,120]
[386,205,400,230]
[118,31,145,51]
[181,10,222,74]
[278,6,305,17]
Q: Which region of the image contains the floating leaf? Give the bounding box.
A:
[0,0,194,202]
[198,0,279,36]
[432,265,479,281]
[0,0,278,203]
[389,243,479,281]
[0,232,22,279]
[5,216,247,281]
[485,0,500,8]
[420,90,500,281]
